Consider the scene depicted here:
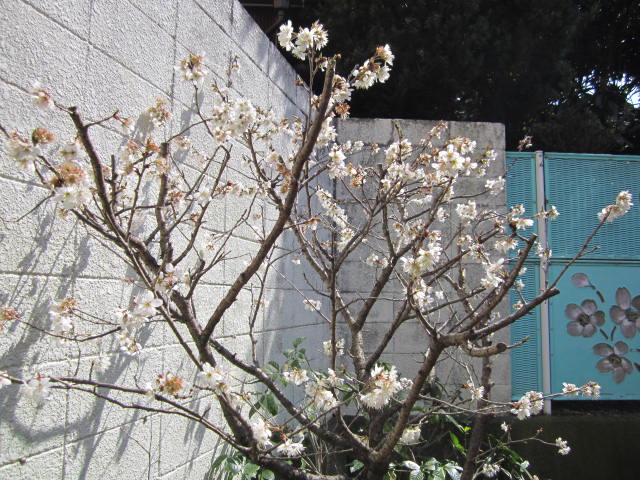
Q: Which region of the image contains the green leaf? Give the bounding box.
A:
[432,467,446,480]
[243,463,260,478]
[423,458,439,471]
[449,432,466,454]
[404,460,420,471]
[444,463,462,480]
[263,362,280,375]
[383,471,397,480]
[261,393,279,416]
[260,470,275,480]
[210,455,228,471]
[225,458,243,474]
[349,460,365,473]
[341,390,354,402]
[501,445,522,460]
[410,471,425,480]
[248,400,260,419]
[383,418,393,433]
[443,415,466,433]
[288,358,301,369]
[293,337,305,348]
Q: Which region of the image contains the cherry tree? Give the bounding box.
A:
[0,22,630,480]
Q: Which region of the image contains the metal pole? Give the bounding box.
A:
[535,150,552,414]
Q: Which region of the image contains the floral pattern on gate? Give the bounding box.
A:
[566,273,640,383]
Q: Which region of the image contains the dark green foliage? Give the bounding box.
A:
[288,0,639,153]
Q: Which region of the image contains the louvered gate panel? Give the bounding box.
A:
[506,152,543,398]
[545,153,640,261]
[506,152,538,246]
[510,264,542,397]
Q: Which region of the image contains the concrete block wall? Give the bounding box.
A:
[335,118,511,402]
[0,1,325,479]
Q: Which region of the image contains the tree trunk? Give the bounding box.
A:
[460,346,494,480]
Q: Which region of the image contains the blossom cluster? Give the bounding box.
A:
[431,142,478,178]
[512,382,601,420]
[147,97,171,127]
[561,381,601,398]
[305,380,338,411]
[303,299,322,312]
[23,373,51,403]
[322,338,345,356]
[280,366,343,414]
[176,52,208,83]
[481,462,501,478]
[30,81,53,110]
[365,253,389,268]
[277,21,328,60]
[401,236,443,280]
[508,204,534,230]
[283,367,309,386]
[399,425,421,445]
[463,381,485,402]
[275,437,305,457]
[480,257,506,290]
[351,44,394,90]
[49,297,79,341]
[155,372,185,397]
[316,188,353,250]
[5,131,42,172]
[198,363,231,394]
[555,437,571,455]
[598,190,633,222]
[360,364,412,409]
[0,305,20,332]
[511,391,544,420]
[52,144,92,210]
[115,291,162,355]
[5,127,92,212]
[210,94,258,143]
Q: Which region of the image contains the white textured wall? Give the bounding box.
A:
[0,1,324,479]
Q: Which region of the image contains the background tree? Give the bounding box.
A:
[290,0,639,153]
[531,0,640,153]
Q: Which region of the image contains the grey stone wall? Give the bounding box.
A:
[335,118,510,403]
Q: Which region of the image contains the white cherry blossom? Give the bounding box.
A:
[399,426,421,445]
[132,291,162,318]
[23,374,51,403]
[275,438,305,457]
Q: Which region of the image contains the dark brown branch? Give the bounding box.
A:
[209,339,368,456]
[373,342,443,462]
[201,62,336,343]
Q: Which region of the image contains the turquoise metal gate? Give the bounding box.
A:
[507,152,640,401]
